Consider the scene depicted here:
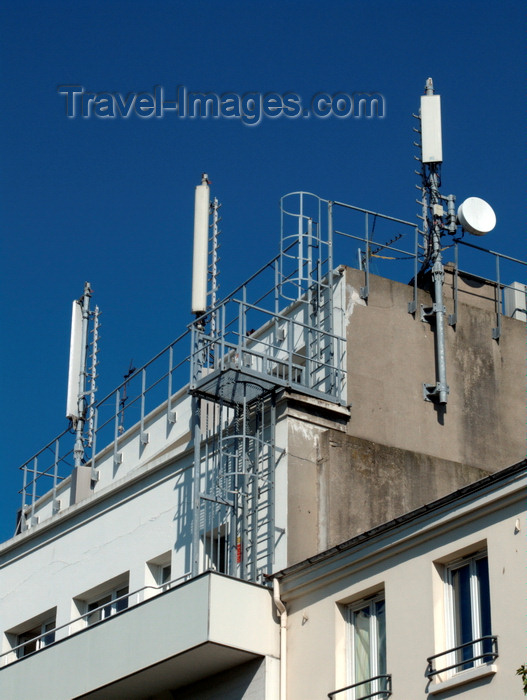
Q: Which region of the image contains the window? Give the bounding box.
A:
[160,563,171,588]
[348,593,389,699]
[446,551,493,672]
[86,586,129,626]
[5,610,57,661]
[16,619,55,658]
[73,574,130,630]
[146,552,172,594]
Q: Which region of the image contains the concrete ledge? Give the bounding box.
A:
[427,663,497,695]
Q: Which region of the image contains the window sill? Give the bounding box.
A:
[428,664,497,695]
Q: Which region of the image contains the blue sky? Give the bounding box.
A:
[0,0,525,543]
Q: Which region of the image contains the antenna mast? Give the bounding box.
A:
[415,78,449,404]
[66,282,101,502]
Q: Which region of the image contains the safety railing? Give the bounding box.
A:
[17,328,192,532]
[0,571,192,668]
[190,296,347,405]
[328,674,392,699]
[426,635,498,679]
[449,241,527,338]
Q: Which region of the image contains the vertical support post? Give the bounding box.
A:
[140,368,149,445]
[327,201,335,394]
[274,261,280,315]
[298,193,304,298]
[430,223,449,404]
[269,393,276,567]
[90,407,98,483]
[408,226,419,314]
[361,213,369,299]
[240,388,248,580]
[191,395,201,578]
[237,302,243,363]
[20,463,28,531]
[168,345,173,416]
[492,254,502,340]
[287,317,293,385]
[113,389,121,467]
[52,439,60,514]
[448,241,459,326]
[30,457,37,524]
[220,304,226,370]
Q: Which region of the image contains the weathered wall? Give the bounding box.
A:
[317,430,490,550]
[344,267,525,470]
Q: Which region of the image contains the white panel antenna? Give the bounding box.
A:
[66,299,83,419]
[503,282,527,321]
[420,94,443,163]
[191,173,211,316]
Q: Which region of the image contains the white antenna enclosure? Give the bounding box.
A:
[66,299,83,419]
[191,174,210,316]
[420,94,443,163]
[457,197,496,236]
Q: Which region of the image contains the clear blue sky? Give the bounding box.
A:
[1,0,525,542]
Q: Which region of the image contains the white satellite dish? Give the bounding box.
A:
[457,197,496,236]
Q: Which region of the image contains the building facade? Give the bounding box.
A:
[272,460,526,700]
[0,180,525,698]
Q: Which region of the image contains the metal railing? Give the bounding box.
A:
[426,635,498,679]
[0,571,191,668]
[17,328,192,532]
[449,240,527,339]
[328,674,392,699]
[190,296,347,404]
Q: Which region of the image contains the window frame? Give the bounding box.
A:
[443,550,493,677]
[15,618,56,658]
[85,584,129,626]
[346,591,388,700]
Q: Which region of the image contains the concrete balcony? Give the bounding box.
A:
[0,572,279,700]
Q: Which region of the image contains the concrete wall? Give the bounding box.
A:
[285,413,490,565]
[344,267,525,470]
[317,431,490,550]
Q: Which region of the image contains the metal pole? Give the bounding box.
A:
[192,395,201,578]
[430,222,449,403]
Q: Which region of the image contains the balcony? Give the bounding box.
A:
[0,572,279,700]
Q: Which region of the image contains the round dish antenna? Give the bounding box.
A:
[457,197,496,236]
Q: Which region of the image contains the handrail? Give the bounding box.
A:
[0,571,192,667]
[426,635,498,678]
[328,674,392,699]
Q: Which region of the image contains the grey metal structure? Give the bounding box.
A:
[189,188,346,582]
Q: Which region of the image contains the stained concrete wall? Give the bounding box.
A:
[317,430,490,550]
[285,258,526,563]
[344,267,525,471]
